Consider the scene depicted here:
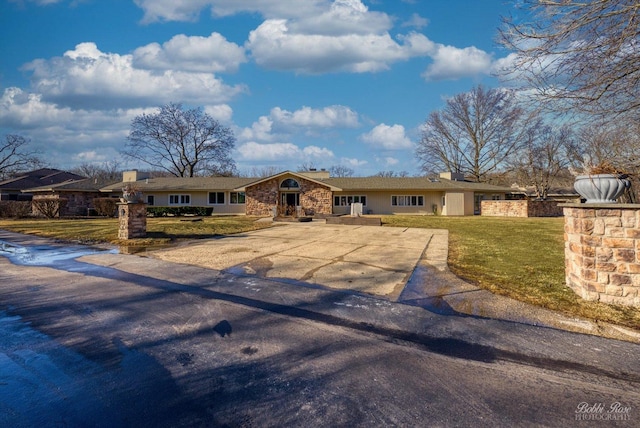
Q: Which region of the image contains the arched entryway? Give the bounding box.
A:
[279,178,300,216]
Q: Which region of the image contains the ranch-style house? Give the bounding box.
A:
[100,169,513,216]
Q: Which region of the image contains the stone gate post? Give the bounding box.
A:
[562,203,640,307]
[117,202,147,239]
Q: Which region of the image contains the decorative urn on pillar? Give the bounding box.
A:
[572,161,631,203]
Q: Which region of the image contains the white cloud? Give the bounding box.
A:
[288,0,392,36]
[340,157,368,167]
[73,150,108,163]
[236,141,334,161]
[402,13,429,30]
[204,104,233,123]
[302,145,334,158]
[247,20,432,74]
[0,87,145,168]
[270,105,359,128]
[24,42,246,109]
[133,0,327,23]
[239,116,276,142]
[239,105,359,143]
[360,123,413,150]
[133,33,246,73]
[384,157,399,166]
[422,44,493,81]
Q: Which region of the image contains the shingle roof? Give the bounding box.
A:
[322,177,513,192]
[100,176,256,192]
[99,172,513,194]
[0,168,86,191]
[24,178,116,193]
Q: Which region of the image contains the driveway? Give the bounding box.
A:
[150,221,445,299]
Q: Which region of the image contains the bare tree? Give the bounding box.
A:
[71,160,122,183]
[511,123,574,199]
[568,119,640,173]
[498,0,640,119]
[246,165,282,178]
[123,103,236,177]
[371,170,410,177]
[416,85,533,182]
[329,165,355,177]
[0,134,43,179]
[296,161,318,172]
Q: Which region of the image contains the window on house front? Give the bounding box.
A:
[280,178,300,189]
[230,192,245,204]
[147,195,155,206]
[208,192,225,204]
[334,195,367,206]
[391,195,424,206]
[169,194,191,205]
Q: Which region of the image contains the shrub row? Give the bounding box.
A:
[147,206,214,217]
[93,198,118,217]
[0,201,32,218]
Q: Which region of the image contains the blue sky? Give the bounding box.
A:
[0,0,517,176]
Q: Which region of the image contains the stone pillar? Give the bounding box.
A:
[562,203,640,307]
[118,202,147,239]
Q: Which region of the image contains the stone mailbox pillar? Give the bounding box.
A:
[118,202,147,239]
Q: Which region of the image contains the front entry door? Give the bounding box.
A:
[281,192,300,216]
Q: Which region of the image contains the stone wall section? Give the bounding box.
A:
[245,178,279,216]
[299,178,332,215]
[563,205,640,307]
[245,176,333,216]
[481,200,563,217]
[118,202,147,239]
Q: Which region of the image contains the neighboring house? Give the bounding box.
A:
[25,178,116,216]
[0,168,86,201]
[101,170,513,216]
[508,184,580,202]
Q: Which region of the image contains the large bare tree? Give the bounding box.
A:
[511,123,574,199]
[123,103,236,177]
[498,0,640,119]
[0,134,42,179]
[416,85,534,182]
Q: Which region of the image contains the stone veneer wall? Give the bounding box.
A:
[245,178,279,216]
[245,176,333,216]
[563,204,640,307]
[299,178,332,215]
[118,202,147,239]
[481,200,563,217]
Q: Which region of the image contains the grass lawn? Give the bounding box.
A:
[0,215,638,330]
[0,216,272,246]
[382,215,640,330]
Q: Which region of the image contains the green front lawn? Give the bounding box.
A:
[0,216,271,246]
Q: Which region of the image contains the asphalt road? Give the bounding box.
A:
[1,231,639,427]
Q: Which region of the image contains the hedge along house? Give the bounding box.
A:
[101,170,513,216]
